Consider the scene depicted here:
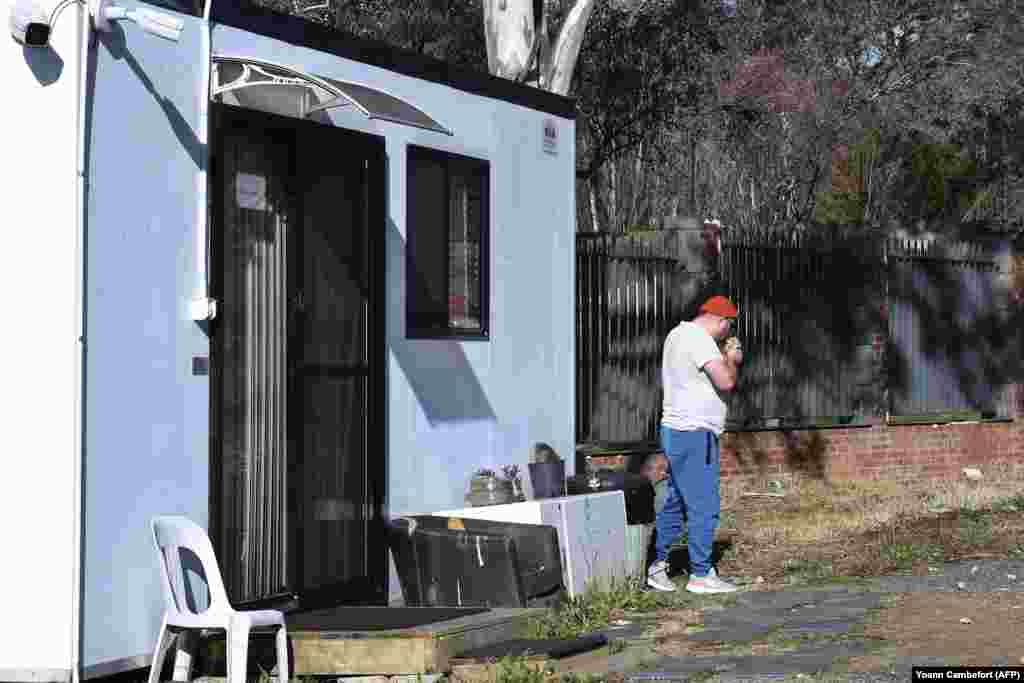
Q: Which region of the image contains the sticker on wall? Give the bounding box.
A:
[543,118,558,156]
[236,173,267,211]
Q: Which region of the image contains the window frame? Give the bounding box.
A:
[405,144,491,341]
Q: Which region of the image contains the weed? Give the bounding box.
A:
[528,577,663,639]
[880,542,944,570]
[719,509,738,530]
[958,509,994,546]
[990,493,1024,514]
[494,656,547,683]
[558,674,606,683]
[781,558,834,585]
[608,639,628,655]
[1009,543,1024,559]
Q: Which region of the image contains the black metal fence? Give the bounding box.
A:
[576,233,697,443]
[887,238,1006,418]
[720,230,887,427]
[576,229,1011,443]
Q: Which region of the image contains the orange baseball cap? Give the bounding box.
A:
[699,295,738,318]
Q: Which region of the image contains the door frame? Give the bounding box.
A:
[207,101,388,609]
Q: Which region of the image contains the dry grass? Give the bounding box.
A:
[710,471,1024,584]
[720,473,1024,546]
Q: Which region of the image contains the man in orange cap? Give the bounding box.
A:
[647,295,743,594]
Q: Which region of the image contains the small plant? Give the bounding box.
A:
[881,542,944,570]
[530,442,562,464]
[958,509,994,546]
[991,493,1024,513]
[494,656,547,683]
[1008,543,1024,559]
[782,557,834,585]
[528,577,663,640]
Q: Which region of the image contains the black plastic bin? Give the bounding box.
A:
[388,515,564,608]
[566,471,656,525]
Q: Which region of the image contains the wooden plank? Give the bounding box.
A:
[217,608,547,677]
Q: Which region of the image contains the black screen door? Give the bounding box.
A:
[210,103,385,609]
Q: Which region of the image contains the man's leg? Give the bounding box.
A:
[648,427,701,591]
[676,430,719,577]
[677,432,736,594]
[652,426,691,563]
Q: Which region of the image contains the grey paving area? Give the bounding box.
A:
[609,561,1024,682]
[869,559,1024,593]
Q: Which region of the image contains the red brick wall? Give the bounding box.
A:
[585,420,1024,484]
[719,420,1024,485]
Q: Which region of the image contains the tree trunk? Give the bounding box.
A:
[627,140,646,231]
[588,176,602,233]
[542,0,596,95]
[483,0,595,95]
[608,158,619,233]
[482,0,536,81]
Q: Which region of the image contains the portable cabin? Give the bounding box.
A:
[1,0,576,678]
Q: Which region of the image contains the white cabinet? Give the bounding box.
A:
[434,491,629,598]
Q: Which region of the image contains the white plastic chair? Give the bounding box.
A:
[149,516,289,683]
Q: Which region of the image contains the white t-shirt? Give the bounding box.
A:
[660,321,728,435]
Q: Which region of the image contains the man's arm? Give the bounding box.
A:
[704,338,743,393]
[704,356,739,392]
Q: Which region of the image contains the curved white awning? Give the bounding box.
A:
[211,55,452,136]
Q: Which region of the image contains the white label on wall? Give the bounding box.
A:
[236,173,267,211]
[543,118,558,156]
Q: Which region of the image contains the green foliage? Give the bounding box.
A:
[909,143,979,217]
[958,509,994,547]
[814,191,866,225]
[494,656,547,683]
[880,542,944,570]
[990,494,1024,514]
[527,577,661,640]
[814,129,881,225]
[782,558,834,585]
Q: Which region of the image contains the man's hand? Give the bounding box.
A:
[722,336,743,365]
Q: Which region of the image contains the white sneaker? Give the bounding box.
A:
[685,567,738,594]
[646,560,676,592]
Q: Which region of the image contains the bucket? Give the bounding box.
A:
[528,462,565,499]
[624,523,655,578]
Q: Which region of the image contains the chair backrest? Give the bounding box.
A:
[151,516,232,615]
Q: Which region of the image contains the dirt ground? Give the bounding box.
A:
[846,592,1024,669]
[645,494,1024,671]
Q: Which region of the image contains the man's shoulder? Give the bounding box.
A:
[671,320,707,342]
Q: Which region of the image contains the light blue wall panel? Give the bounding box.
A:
[83,4,209,671]
[211,25,576,517]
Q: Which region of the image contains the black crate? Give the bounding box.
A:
[388,515,564,608]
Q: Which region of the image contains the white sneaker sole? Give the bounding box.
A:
[685,583,737,594]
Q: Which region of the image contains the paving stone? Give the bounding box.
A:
[600,621,653,641]
[684,624,773,642]
[629,640,870,677]
[777,618,857,637]
[735,587,858,610]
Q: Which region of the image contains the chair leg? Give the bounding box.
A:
[275,625,289,683]
[172,630,198,682]
[147,619,176,683]
[227,618,250,683]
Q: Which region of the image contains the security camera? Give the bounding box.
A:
[9,0,52,47]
